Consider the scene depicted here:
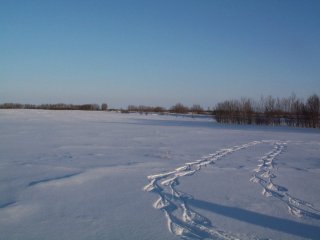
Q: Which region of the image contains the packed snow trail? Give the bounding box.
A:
[144,141,261,240]
[144,140,320,240]
[250,141,320,220]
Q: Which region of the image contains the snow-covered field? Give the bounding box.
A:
[0,110,319,240]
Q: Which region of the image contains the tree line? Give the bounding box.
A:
[214,94,320,128]
[126,103,206,114]
[0,103,108,111]
[1,94,319,128]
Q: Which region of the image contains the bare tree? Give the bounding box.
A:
[170,103,189,114]
[190,104,204,114]
[101,103,108,111]
[306,94,320,128]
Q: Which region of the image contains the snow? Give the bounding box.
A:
[0,109,319,240]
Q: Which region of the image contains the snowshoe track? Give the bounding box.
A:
[250,141,320,220]
[144,140,320,239]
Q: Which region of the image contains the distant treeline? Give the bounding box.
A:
[214,94,320,128]
[126,103,206,114]
[0,103,108,111]
[0,102,206,114]
[1,94,319,128]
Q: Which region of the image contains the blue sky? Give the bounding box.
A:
[1,0,320,108]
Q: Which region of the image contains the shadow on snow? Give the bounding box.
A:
[186,197,320,239]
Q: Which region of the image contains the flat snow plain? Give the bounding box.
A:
[0,110,319,240]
